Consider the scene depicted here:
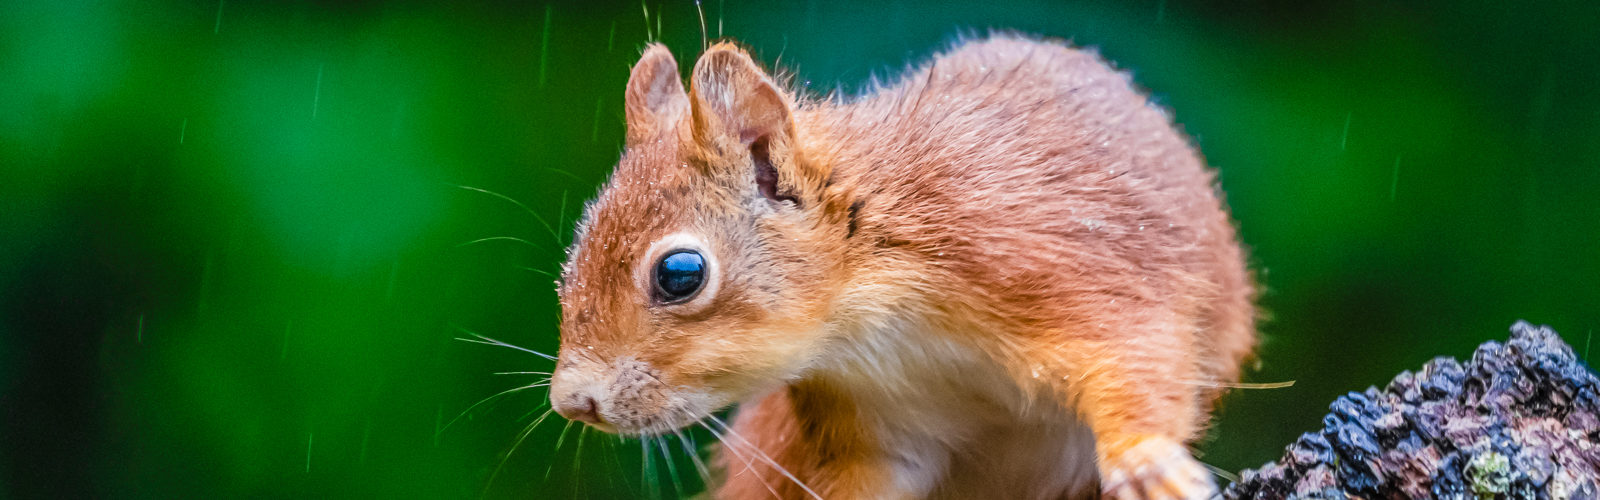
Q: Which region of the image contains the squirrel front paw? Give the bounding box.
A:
[1099,436,1216,500]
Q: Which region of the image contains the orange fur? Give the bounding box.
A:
[549,34,1256,500]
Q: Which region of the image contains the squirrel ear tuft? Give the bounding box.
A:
[688,44,793,151]
[624,44,688,145]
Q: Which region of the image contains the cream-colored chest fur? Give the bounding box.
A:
[812,318,1099,499]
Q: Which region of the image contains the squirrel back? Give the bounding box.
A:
[804,35,1256,408]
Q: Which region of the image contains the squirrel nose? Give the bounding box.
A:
[555,393,603,425]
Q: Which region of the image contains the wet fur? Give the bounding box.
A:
[552,33,1256,499]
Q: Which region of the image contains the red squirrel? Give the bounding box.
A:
[548,33,1256,500]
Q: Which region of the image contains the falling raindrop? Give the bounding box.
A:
[213,0,224,34]
[311,64,324,120]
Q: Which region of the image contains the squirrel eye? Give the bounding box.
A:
[653,250,706,303]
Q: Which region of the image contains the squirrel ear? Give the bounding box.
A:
[687,44,794,152]
[624,44,688,145]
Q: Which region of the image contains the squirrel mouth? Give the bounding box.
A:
[613,404,717,437]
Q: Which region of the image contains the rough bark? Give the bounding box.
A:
[1224,322,1600,500]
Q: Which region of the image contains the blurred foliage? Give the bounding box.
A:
[2,0,1597,498]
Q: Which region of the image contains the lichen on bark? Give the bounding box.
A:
[1224,322,1600,500]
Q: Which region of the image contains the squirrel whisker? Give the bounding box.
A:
[436,382,549,441]
[706,415,824,500]
[453,184,561,245]
[450,325,556,361]
[699,420,784,499]
[483,407,557,498]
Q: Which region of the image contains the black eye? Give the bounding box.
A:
[653,250,706,303]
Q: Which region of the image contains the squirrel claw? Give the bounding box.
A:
[1100,437,1217,500]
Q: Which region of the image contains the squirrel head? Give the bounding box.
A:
[549,43,852,434]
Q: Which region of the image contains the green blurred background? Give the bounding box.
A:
[2,0,1597,497]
